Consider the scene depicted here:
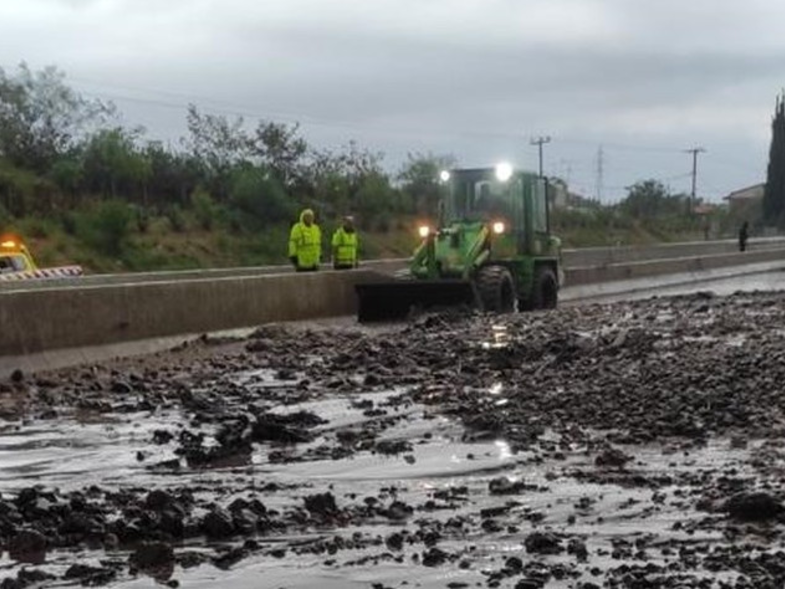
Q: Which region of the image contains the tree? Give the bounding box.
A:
[82,127,149,200]
[299,141,387,217]
[229,165,293,229]
[355,170,394,221]
[76,199,133,256]
[620,180,687,219]
[0,63,112,172]
[305,149,351,213]
[249,121,307,188]
[144,142,200,207]
[49,152,84,206]
[397,152,456,214]
[763,93,785,227]
[184,105,250,200]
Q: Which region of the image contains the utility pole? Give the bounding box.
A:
[530,136,551,177]
[685,147,706,214]
[595,146,604,203]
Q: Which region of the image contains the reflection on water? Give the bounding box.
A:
[494,440,513,460]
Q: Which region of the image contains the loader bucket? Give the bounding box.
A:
[355,280,477,322]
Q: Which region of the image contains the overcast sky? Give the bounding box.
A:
[1,0,782,202]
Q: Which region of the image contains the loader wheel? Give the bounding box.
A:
[477,265,516,313]
[532,266,558,310]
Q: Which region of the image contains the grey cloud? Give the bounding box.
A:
[0,0,781,199]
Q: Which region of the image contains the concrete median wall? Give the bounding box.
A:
[0,270,375,356]
[565,247,785,286]
[563,237,785,268]
[2,247,785,359]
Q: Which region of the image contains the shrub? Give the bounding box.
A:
[165,205,187,233]
[60,211,78,236]
[191,187,217,230]
[134,206,150,234]
[76,200,133,257]
[375,214,391,233]
[229,166,294,230]
[23,217,52,239]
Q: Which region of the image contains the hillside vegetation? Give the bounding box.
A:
[0,64,723,273]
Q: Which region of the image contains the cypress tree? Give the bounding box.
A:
[763,94,785,226]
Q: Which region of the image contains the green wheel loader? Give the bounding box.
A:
[355,164,563,322]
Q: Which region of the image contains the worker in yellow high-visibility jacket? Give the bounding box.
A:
[331,215,359,270]
[289,208,321,271]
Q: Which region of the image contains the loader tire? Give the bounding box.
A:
[532,265,558,310]
[477,265,516,313]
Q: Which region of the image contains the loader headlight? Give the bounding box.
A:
[492,221,505,234]
[439,170,450,183]
[418,225,431,238]
[495,162,513,182]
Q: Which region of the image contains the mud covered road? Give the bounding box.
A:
[4,290,785,588]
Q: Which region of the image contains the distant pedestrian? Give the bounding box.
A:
[738,221,749,252]
[331,215,359,270]
[289,208,321,271]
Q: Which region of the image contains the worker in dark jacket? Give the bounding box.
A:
[738,221,749,252]
[289,208,321,271]
[331,215,359,270]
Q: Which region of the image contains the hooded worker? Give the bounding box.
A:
[331,215,359,270]
[289,208,322,271]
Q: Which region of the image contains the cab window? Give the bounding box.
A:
[451,179,513,221]
[0,255,28,272]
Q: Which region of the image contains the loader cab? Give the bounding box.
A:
[444,166,550,255]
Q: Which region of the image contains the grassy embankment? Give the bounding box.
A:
[9,213,420,273]
[8,214,711,274]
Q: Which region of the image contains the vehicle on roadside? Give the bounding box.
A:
[0,235,83,281]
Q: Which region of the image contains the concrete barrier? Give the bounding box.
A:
[566,247,785,285]
[563,237,785,268]
[0,258,411,292]
[2,246,785,359]
[0,269,375,356]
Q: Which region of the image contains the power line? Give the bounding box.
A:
[556,137,685,154]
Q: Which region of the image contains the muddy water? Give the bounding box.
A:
[0,375,759,588]
[6,291,785,588]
